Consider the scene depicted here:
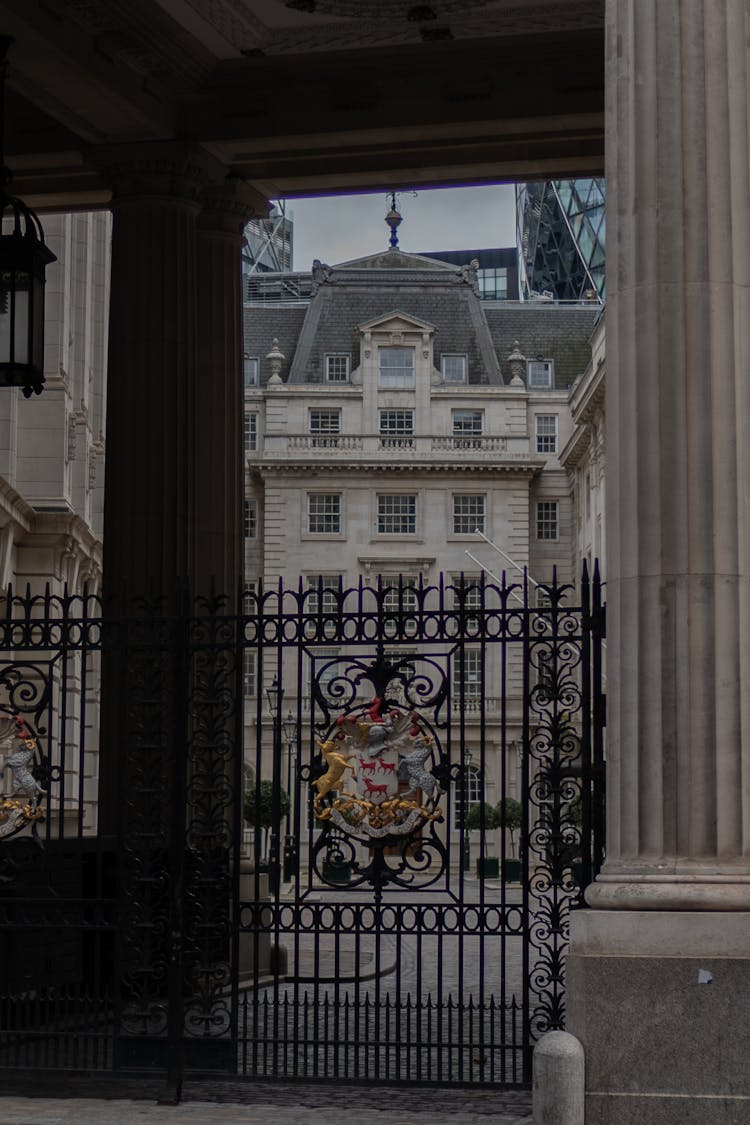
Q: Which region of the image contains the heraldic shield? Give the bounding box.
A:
[312,696,442,841]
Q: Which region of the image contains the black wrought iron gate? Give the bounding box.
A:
[0,566,604,1089]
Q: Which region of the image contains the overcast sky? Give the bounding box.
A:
[283,185,517,271]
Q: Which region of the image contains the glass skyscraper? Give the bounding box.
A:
[516,179,605,302]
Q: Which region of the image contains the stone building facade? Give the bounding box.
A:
[0,211,109,594]
[561,313,606,579]
[242,245,598,851]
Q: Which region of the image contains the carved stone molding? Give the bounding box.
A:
[198,176,270,234]
[179,0,602,56]
[90,142,226,207]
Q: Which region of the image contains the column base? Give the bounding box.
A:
[586,872,750,910]
[566,911,750,1124]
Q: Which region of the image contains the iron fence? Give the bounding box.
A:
[0,565,605,1089]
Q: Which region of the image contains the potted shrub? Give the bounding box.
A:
[243,779,290,870]
[465,802,502,879]
[496,797,523,883]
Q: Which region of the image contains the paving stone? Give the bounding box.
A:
[0,1095,533,1125]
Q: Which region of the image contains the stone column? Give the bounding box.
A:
[193,178,268,602]
[565,4,750,1121]
[592,0,750,910]
[97,142,223,600]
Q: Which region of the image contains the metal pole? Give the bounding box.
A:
[283,733,296,882]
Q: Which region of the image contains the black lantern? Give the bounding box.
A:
[265,675,283,718]
[0,37,56,398]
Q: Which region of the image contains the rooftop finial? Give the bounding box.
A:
[385,191,403,249]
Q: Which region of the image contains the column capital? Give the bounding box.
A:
[89,140,226,208]
[198,176,270,236]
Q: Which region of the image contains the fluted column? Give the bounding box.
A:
[96,142,222,600]
[193,178,268,602]
[588,0,750,909]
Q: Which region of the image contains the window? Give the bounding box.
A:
[244,412,258,452]
[379,409,414,448]
[244,356,259,388]
[536,500,559,540]
[453,647,482,701]
[452,575,483,627]
[441,354,467,383]
[309,409,341,447]
[454,765,483,826]
[308,493,341,534]
[326,354,350,383]
[452,409,483,448]
[307,575,341,614]
[377,494,417,535]
[536,414,558,454]
[243,650,256,696]
[586,472,592,519]
[453,494,485,534]
[379,346,415,388]
[244,499,257,539]
[242,581,257,613]
[527,359,554,388]
[382,578,418,616]
[478,267,508,300]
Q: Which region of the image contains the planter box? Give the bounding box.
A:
[323,859,352,885]
[502,859,521,883]
[476,857,500,880]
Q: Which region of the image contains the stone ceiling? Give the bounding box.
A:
[0,0,604,207]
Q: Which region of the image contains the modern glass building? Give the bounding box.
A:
[516,179,605,302]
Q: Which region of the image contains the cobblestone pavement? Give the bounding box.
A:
[0,1083,533,1125]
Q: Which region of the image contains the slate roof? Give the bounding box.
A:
[243,252,598,389]
[484,304,599,388]
[243,305,307,386]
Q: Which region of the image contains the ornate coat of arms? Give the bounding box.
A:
[312,696,442,839]
[0,714,46,840]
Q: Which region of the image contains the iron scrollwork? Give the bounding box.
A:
[310,654,450,894]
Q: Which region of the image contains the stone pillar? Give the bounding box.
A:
[566,4,750,1121]
[97,141,230,600]
[194,178,268,601]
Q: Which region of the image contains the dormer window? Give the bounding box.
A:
[378,346,415,388]
[441,354,467,383]
[326,353,350,382]
[527,359,554,388]
[244,356,259,388]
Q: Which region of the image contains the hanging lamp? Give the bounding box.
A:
[0,36,56,398]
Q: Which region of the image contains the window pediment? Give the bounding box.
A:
[357,310,436,336]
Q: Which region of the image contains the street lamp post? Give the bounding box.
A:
[462,748,473,873]
[265,677,283,895]
[281,709,298,882]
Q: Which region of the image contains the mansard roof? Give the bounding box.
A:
[484,304,598,389]
[243,254,598,389]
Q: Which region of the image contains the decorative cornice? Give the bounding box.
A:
[198,176,270,232]
[19,510,103,567]
[0,479,34,532]
[254,459,542,477]
[558,423,591,470]
[89,142,226,207]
